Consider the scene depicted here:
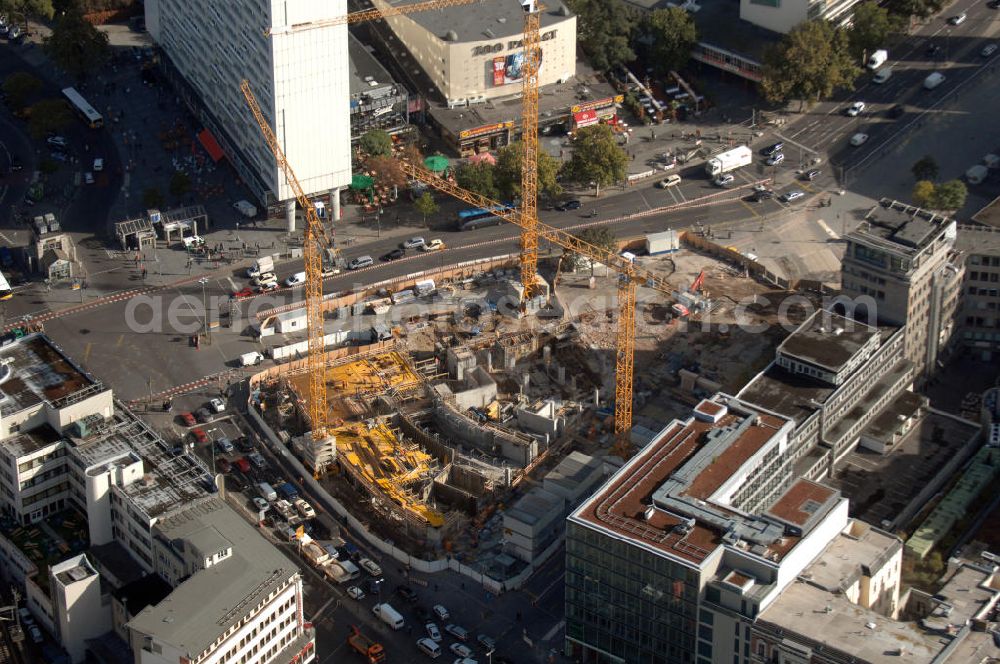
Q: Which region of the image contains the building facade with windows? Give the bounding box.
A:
[955,224,1000,360]
[145,0,352,223]
[740,0,861,34]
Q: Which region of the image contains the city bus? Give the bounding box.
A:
[0,271,12,301]
[61,87,103,129]
[456,203,514,231]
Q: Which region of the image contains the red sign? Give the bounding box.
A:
[574,110,599,128]
[492,57,506,86]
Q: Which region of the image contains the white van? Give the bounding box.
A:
[924,72,946,89]
[872,67,892,84]
[240,351,264,367]
[372,603,405,630]
[284,271,306,287]
[416,637,441,658]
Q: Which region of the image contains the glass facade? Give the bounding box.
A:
[566,521,700,663]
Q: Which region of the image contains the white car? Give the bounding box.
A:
[449,643,473,658]
[425,622,442,642]
[92,158,104,172]
[29,625,43,644]
[433,604,450,621]
[714,173,735,187]
[46,136,67,148]
[84,172,94,185]
[845,101,866,117]
[444,624,468,641]
[421,239,445,251]
[781,190,805,203]
[766,152,785,166]
[850,132,869,146]
[359,557,383,577]
[209,398,226,413]
[284,272,306,287]
[402,237,425,250]
[347,585,365,600]
[252,497,269,511]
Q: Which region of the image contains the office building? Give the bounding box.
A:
[145,0,352,227]
[739,0,861,34]
[839,199,963,381]
[128,497,314,664]
[954,224,1000,360]
[566,394,852,664]
[50,555,111,663]
[348,33,411,142]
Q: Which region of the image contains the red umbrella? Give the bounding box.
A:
[468,152,496,165]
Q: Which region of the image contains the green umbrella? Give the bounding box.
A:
[424,155,449,172]
[351,174,375,190]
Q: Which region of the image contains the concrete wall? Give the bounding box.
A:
[433,403,537,466]
[515,400,562,438]
[453,367,497,410]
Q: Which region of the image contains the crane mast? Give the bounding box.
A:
[518,6,542,298]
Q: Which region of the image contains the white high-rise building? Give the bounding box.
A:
[146,0,352,228]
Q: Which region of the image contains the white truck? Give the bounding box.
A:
[705,146,752,177]
[372,603,405,630]
[247,255,274,279]
[867,49,888,70]
[233,200,258,218]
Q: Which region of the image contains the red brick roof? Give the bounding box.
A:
[766,479,837,528]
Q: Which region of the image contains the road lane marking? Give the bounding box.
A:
[816,219,840,240]
[116,334,124,347]
[83,342,92,363]
[543,620,565,642]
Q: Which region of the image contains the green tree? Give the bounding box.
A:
[565,0,637,71]
[911,155,939,182]
[0,0,55,26]
[358,130,393,158]
[568,226,618,273]
[455,162,500,200]
[912,180,935,207]
[27,98,72,138]
[143,187,164,209]
[412,191,439,227]
[848,2,903,62]
[493,142,563,201]
[931,180,967,210]
[641,7,697,76]
[43,8,110,81]
[561,124,628,197]
[169,171,192,198]
[887,0,939,22]
[2,72,41,109]
[760,20,861,110]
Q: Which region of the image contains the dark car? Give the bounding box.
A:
[926,44,942,56]
[752,189,775,202]
[381,248,405,261]
[216,457,231,473]
[761,142,784,156]
[195,407,212,423]
[802,169,822,181]
[396,585,418,603]
[556,199,582,211]
[887,104,906,119]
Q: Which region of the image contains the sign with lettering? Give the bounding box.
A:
[472,30,556,57]
[459,121,514,140]
[571,95,624,114]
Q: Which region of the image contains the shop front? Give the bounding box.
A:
[568,95,623,131]
[455,121,514,157]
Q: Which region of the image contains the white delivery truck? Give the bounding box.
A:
[867,49,888,70]
[705,146,752,177]
[239,351,264,367]
[233,200,258,218]
[372,603,405,630]
[247,255,274,279]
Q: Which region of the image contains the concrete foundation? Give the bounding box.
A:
[285,199,296,233]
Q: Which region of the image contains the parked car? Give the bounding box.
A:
[209,398,226,413]
[216,457,231,473]
[381,248,405,261]
[850,132,869,147]
[752,189,775,202]
[257,281,278,292]
[216,437,235,454]
[433,604,450,621]
[347,585,365,600]
[180,412,196,427]
[948,11,967,25]
[845,101,866,116]
[926,44,942,56]
[195,407,212,423]
[421,239,445,251]
[982,43,998,58]
[477,634,496,650]
[802,169,822,181]
[761,142,783,156]
[396,585,418,603]
[231,287,255,299]
[402,237,425,250]
[347,256,374,270]
[28,625,43,644]
[284,272,306,287]
[191,428,209,444]
[252,496,269,511]
[444,624,468,641]
[426,622,442,642]
[555,199,581,211]
[46,136,67,148]
[450,643,473,658]
[84,172,94,185]
[360,558,383,577]
[766,152,785,166]
[92,158,104,172]
[780,190,805,203]
[657,174,682,188]
[713,173,735,187]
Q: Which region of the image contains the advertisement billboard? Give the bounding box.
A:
[492,49,542,86]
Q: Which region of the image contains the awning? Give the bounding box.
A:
[197,129,225,162]
[573,110,599,128]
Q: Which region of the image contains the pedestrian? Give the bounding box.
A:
[142,267,147,279]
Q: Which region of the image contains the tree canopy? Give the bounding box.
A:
[911,155,939,182]
[760,20,860,108]
[413,191,439,226]
[932,180,967,210]
[561,124,628,196]
[2,72,41,109]
[455,162,500,200]
[847,2,903,62]
[27,98,72,138]
[44,8,110,81]
[0,0,54,21]
[912,180,935,208]
[641,7,697,77]
[358,130,393,158]
[564,0,637,71]
[494,142,563,201]
[568,226,618,272]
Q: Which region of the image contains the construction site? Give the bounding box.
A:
[250,239,817,575]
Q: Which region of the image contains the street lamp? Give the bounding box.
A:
[198,277,211,343]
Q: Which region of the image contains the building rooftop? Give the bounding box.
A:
[955,223,1000,253]
[91,541,149,587]
[51,554,98,586]
[765,480,839,532]
[544,451,601,493]
[737,364,833,425]
[852,199,956,256]
[1,424,62,458]
[779,311,879,372]
[505,487,563,525]
[386,0,572,43]
[0,334,100,417]
[969,195,1000,229]
[348,32,397,98]
[799,521,901,593]
[824,359,914,446]
[128,498,298,658]
[863,391,926,442]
